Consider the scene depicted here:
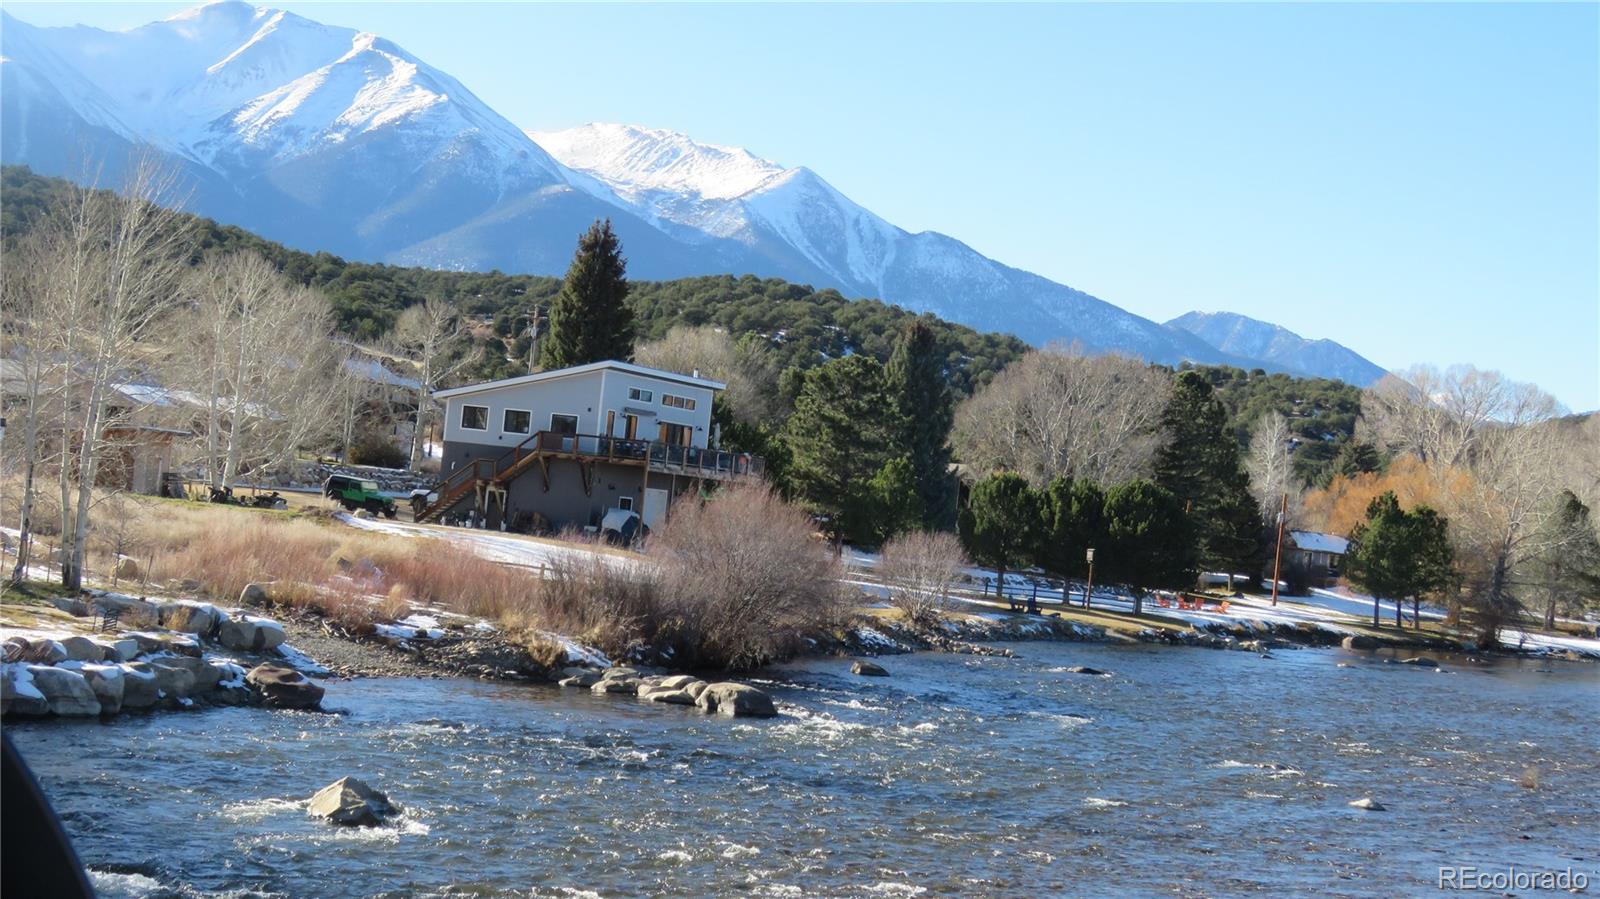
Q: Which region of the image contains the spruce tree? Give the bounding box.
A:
[540,220,634,369]
[1155,371,1264,576]
[782,355,897,545]
[884,320,956,529]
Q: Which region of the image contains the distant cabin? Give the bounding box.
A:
[422,361,761,533]
[1286,530,1349,587]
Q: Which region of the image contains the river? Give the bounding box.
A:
[8,642,1597,898]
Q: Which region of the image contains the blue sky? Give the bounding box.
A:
[8,1,1598,410]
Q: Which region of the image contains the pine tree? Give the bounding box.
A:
[884,320,956,529]
[1155,371,1264,576]
[540,220,634,369]
[1334,441,1382,479]
[1344,491,1454,628]
[1039,476,1105,581]
[1101,479,1194,613]
[867,456,925,544]
[782,355,897,545]
[958,472,1044,596]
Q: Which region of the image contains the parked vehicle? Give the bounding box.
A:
[600,507,645,547]
[324,475,398,518]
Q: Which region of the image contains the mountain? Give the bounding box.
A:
[2,1,1358,376]
[1165,311,1388,386]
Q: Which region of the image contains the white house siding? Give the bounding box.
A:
[440,370,608,448]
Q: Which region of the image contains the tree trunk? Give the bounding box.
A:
[1373,593,1381,628]
[9,379,41,585]
[1414,596,1422,630]
[1544,596,1557,631]
[1395,594,1403,628]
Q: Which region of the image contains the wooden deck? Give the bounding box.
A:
[416,431,762,523]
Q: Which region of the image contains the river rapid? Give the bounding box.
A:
[8,642,1598,898]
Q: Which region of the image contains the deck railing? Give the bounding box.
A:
[497,431,761,479]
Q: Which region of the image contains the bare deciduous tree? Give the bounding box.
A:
[1363,365,1579,646]
[634,325,781,426]
[177,254,342,488]
[951,345,1171,487]
[393,298,471,470]
[1246,410,1301,530]
[879,530,968,625]
[1,231,61,584]
[41,159,193,590]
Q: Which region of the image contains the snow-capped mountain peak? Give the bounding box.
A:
[3,2,1386,384]
[531,123,788,201]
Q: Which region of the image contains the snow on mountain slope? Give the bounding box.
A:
[3,2,1380,376]
[1165,311,1388,385]
[536,123,1241,366]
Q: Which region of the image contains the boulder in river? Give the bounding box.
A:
[149,662,196,700]
[600,666,640,680]
[1399,657,1439,668]
[4,637,67,665]
[1,663,51,716]
[163,656,224,693]
[307,776,400,827]
[1065,666,1108,676]
[246,663,325,710]
[1348,797,1386,811]
[219,615,287,652]
[118,664,161,708]
[851,660,889,677]
[655,675,700,690]
[59,636,107,663]
[79,664,125,714]
[1341,635,1379,650]
[28,665,101,716]
[696,682,777,718]
[591,677,639,695]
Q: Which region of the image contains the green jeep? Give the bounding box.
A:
[323,474,398,518]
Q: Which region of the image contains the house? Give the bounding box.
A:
[423,361,762,532]
[1285,530,1349,587]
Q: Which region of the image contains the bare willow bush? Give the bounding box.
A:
[650,482,842,669]
[880,531,968,625]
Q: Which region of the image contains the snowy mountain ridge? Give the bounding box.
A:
[1,1,1383,383]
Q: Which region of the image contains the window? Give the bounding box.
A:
[618,496,634,511]
[550,413,579,435]
[460,404,488,431]
[659,422,691,447]
[503,409,531,435]
[662,393,696,411]
[627,387,654,403]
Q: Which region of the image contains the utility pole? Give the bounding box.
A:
[1084,547,1096,610]
[1270,492,1288,607]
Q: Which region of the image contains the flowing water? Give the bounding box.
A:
[8,643,1598,898]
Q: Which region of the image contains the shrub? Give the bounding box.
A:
[650,482,842,669]
[348,430,408,468]
[880,531,967,625]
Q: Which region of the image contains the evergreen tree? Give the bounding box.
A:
[1100,480,1194,614]
[1155,371,1264,576]
[1039,476,1105,581]
[885,320,956,529]
[1529,491,1600,630]
[1344,491,1454,628]
[540,220,634,368]
[1334,441,1382,479]
[958,472,1044,596]
[782,355,898,545]
[867,456,925,544]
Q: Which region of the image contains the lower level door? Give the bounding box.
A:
[642,487,670,532]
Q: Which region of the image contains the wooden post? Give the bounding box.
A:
[1270,492,1287,607]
